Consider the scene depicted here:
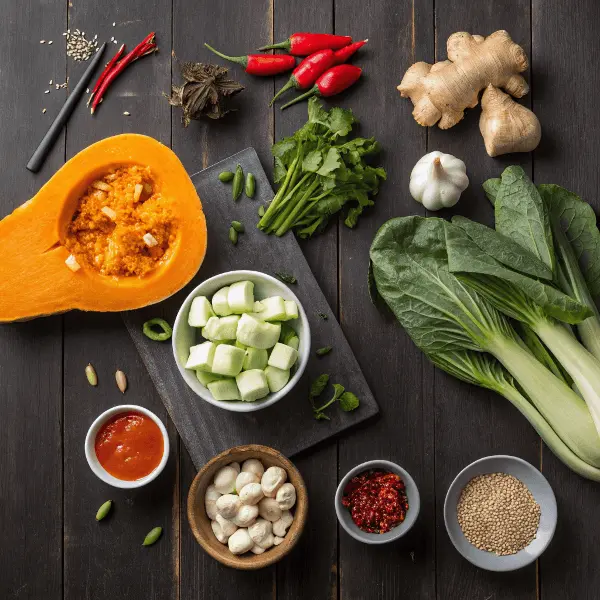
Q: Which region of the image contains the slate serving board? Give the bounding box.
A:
[123,148,378,469]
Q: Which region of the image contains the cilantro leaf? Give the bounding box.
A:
[327,106,356,138]
[339,391,360,412]
[317,148,342,176]
[303,150,323,173]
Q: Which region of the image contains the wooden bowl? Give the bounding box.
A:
[187,444,308,570]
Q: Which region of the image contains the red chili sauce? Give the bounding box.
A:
[342,470,409,533]
[95,411,164,481]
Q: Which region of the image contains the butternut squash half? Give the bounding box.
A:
[0,134,207,322]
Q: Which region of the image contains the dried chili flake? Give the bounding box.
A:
[342,470,409,534]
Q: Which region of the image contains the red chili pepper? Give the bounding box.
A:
[91,33,157,114]
[204,43,295,76]
[87,43,125,106]
[333,39,368,64]
[280,64,362,110]
[260,32,352,56]
[270,49,336,106]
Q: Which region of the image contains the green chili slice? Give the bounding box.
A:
[143,318,173,341]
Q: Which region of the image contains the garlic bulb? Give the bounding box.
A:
[409,151,469,211]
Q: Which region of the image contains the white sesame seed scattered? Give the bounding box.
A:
[110,36,114,41]
[113,22,116,26]
[86,88,89,93]
[113,40,117,44]
[49,80,53,85]
[62,32,68,36]
[40,40,45,44]
[48,40,53,45]
[44,90,50,94]
[123,111,130,116]
[42,108,47,113]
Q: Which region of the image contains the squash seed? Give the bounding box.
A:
[95,500,112,521]
[85,363,98,386]
[229,227,238,245]
[115,370,127,393]
[142,526,163,546]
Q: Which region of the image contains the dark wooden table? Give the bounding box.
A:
[2,1,600,598]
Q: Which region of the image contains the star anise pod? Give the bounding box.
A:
[167,62,244,126]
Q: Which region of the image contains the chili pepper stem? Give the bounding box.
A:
[204,43,247,67]
[259,40,290,52]
[270,79,296,106]
[280,86,317,110]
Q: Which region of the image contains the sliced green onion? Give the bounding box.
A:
[143,318,173,341]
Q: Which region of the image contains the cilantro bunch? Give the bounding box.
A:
[258,98,386,238]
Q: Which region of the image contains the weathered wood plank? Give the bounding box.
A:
[61,6,178,600]
[0,1,65,598]
[335,1,436,598]
[171,2,277,597]
[531,2,600,599]
[273,2,338,598]
[428,3,538,599]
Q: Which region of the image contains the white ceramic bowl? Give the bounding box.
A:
[172,270,311,413]
[84,404,170,489]
[444,455,557,571]
[335,460,421,544]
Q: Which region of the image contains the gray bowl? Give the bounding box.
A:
[444,455,557,571]
[335,460,420,544]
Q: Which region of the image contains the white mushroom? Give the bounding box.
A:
[228,528,254,555]
[239,482,264,506]
[275,483,296,510]
[256,533,275,550]
[248,518,273,546]
[251,545,266,554]
[228,461,241,473]
[273,536,284,546]
[215,514,238,537]
[211,520,229,544]
[205,485,221,520]
[213,465,238,494]
[261,466,287,497]
[232,504,259,527]
[236,471,259,493]
[242,458,265,478]
[258,497,282,522]
[272,510,294,537]
[216,494,241,519]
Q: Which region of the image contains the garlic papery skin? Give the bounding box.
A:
[409,151,469,211]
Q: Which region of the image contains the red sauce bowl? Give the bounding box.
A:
[85,405,170,488]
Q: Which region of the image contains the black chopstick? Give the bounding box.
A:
[27,42,107,173]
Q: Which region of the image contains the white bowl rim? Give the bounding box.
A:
[443,454,557,572]
[172,270,311,413]
[335,459,421,544]
[84,404,170,489]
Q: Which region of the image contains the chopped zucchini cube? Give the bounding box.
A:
[211,344,246,377]
[256,296,287,321]
[268,343,298,370]
[212,286,233,316]
[228,281,255,314]
[235,340,248,350]
[203,316,240,341]
[287,336,299,351]
[236,314,281,349]
[196,371,223,386]
[236,369,270,402]
[185,341,215,372]
[243,347,268,371]
[284,300,298,321]
[253,300,265,313]
[188,296,215,327]
[264,365,290,393]
[207,378,241,401]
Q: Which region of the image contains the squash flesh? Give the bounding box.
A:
[0,134,207,322]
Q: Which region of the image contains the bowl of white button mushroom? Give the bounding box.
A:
[172,270,311,412]
[187,444,308,569]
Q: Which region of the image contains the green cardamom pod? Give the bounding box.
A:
[245,172,256,198]
[218,171,234,182]
[258,205,265,217]
[232,165,244,201]
[142,526,163,546]
[231,220,245,233]
[85,363,98,386]
[229,227,238,245]
[96,500,112,521]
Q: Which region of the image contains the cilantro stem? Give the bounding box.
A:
[276,179,321,236]
[259,155,300,227]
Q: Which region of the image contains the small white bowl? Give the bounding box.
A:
[335,460,420,544]
[444,455,557,571]
[84,405,170,489]
[172,270,311,413]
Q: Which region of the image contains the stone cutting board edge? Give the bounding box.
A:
[123,147,379,469]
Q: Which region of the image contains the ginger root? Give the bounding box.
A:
[479,85,541,157]
[398,30,541,156]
